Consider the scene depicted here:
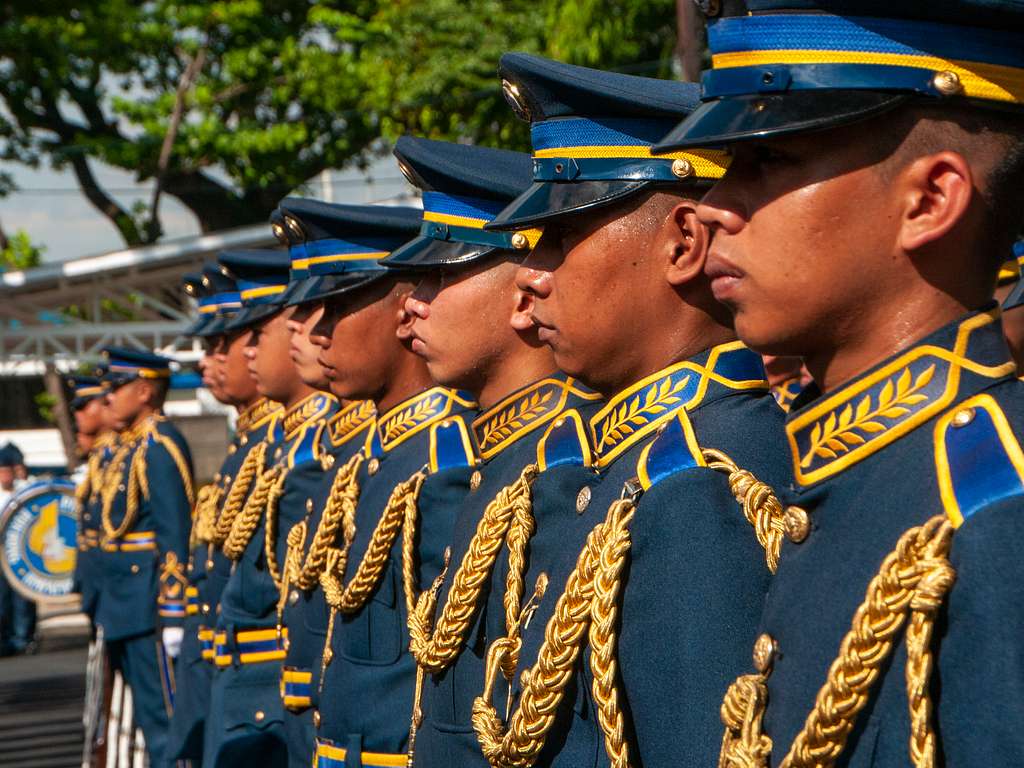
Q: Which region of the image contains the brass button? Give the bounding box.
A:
[130,564,140,574]
[553,417,565,429]
[367,458,380,476]
[288,589,300,606]
[313,709,321,728]
[206,559,215,571]
[470,470,482,491]
[783,506,810,544]
[951,407,975,428]
[254,710,265,722]
[214,473,222,483]
[511,232,529,250]
[118,484,126,492]
[228,445,237,455]
[240,435,248,446]
[202,603,210,615]
[576,486,591,514]
[323,454,335,470]
[671,158,694,179]
[283,637,290,651]
[84,513,91,521]
[753,633,776,673]
[932,70,962,96]
[275,447,283,460]
[305,498,314,514]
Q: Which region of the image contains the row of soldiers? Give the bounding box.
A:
[70,3,1024,766]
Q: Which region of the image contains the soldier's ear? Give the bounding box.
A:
[897,150,974,253]
[663,200,708,287]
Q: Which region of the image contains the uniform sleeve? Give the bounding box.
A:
[617,468,772,765]
[937,496,1024,765]
[146,436,194,626]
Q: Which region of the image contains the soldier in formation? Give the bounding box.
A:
[68,3,1024,766]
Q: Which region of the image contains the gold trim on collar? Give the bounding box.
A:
[472,377,597,461]
[589,341,767,468]
[377,387,476,453]
[787,309,1015,486]
[283,392,337,440]
[326,400,376,448]
[236,397,281,434]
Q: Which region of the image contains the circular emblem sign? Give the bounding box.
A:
[0,480,79,602]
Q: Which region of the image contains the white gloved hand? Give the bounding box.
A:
[162,626,185,659]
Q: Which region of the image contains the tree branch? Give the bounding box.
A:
[66,151,145,246]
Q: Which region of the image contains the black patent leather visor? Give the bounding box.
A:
[221,303,282,333]
[380,235,505,272]
[486,180,651,231]
[655,91,910,151]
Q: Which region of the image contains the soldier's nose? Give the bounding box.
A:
[515,265,552,299]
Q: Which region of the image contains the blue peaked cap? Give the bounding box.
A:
[381,137,537,271]
[218,249,291,332]
[102,346,174,386]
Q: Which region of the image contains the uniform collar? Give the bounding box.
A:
[588,341,768,468]
[786,306,1016,487]
[282,392,337,440]
[375,386,477,454]
[235,397,281,434]
[471,373,600,462]
[324,400,376,449]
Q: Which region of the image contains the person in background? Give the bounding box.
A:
[0,443,37,655]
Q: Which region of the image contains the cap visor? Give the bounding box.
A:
[282,277,324,307]
[184,315,212,337]
[486,180,650,230]
[655,91,909,151]
[312,272,386,304]
[221,303,280,332]
[380,236,503,272]
[197,313,233,337]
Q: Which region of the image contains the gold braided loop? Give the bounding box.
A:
[472,511,611,768]
[150,430,195,507]
[408,464,539,673]
[190,483,216,548]
[905,541,956,768]
[501,468,540,680]
[263,467,290,589]
[778,514,954,768]
[101,443,144,542]
[212,441,267,546]
[702,449,786,573]
[98,441,132,539]
[292,452,365,591]
[221,464,281,561]
[323,471,427,614]
[718,674,772,768]
[587,499,636,768]
[318,545,346,686]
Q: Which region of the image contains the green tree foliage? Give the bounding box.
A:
[0,1,676,247]
[0,230,44,270]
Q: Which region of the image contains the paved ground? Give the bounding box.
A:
[0,622,89,768]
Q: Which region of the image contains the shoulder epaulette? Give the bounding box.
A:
[537,409,593,471]
[288,421,324,468]
[934,393,1024,528]
[637,409,705,491]
[429,415,476,473]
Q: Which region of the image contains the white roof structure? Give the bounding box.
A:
[0,224,275,372]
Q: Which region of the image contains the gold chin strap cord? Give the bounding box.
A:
[718,513,955,768]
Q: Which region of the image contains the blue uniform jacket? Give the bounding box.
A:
[411,374,601,768]
[167,397,280,761]
[75,432,117,620]
[479,342,791,768]
[207,392,337,758]
[748,307,1024,768]
[315,387,477,762]
[94,414,194,643]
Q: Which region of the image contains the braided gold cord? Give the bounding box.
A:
[472,507,613,768]
[291,452,364,591]
[190,483,217,548]
[322,471,426,614]
[502,467,539,662]
[211,441,267,546]
[263,467,290,588]
[718,674,772,768]
[702,449,786,573]
[587,499,636,768]
[221,464,281,561]
[408,464,538,673]
[150,430,195,507]
[101,443,143,542]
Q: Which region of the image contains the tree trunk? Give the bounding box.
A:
[43,364,78,472]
